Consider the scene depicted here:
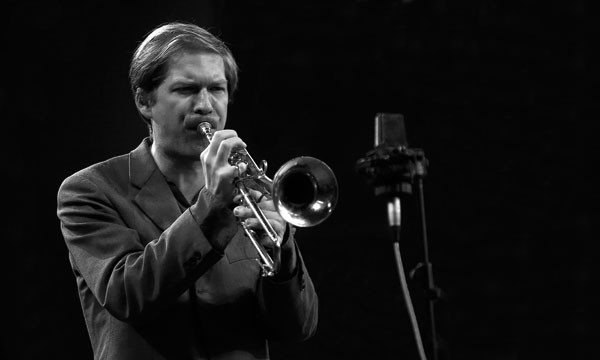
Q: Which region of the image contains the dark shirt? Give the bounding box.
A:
[165,177,200,212]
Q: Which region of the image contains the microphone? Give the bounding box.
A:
[375,112,408,148]
[356,113,425,230]
[375,113,407,228]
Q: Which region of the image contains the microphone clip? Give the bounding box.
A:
[356,145,428,198]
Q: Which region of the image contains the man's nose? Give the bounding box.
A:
[194,89,213,115]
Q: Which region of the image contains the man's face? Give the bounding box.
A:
[143,51,229,160]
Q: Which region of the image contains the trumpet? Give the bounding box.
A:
[198,122,338,277]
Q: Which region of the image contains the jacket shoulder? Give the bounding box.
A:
[58,153,130,198]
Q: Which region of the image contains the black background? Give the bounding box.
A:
[2,0,596,359]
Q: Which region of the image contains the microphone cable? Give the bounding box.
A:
[390,216,427,360]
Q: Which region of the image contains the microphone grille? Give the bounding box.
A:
[374,113,408,148]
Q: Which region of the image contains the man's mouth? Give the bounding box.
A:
[183,116,218,132]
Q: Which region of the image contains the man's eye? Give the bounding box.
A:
[175,87,196,94]
[210,86,226,93]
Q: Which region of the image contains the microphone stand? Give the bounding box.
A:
[356,146,440,360]
[411,152,440,360]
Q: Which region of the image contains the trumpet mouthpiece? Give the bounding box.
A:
[198,122,213,140]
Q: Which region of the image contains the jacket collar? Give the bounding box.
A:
[129,138,181,231]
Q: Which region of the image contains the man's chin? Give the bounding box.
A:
[182,143,205,160]
[160,142,204,162]
[181,133,209,156]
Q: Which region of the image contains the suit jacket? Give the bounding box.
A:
[57,138,318,360]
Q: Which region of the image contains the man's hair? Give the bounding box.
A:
[129,22,238,130]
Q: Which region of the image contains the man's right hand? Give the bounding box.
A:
[199,129,247,207]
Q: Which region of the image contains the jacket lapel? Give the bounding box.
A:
[129,138,181,231]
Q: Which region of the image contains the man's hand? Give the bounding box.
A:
[199,129,246,207]
[233,188,298,278]
[232,189,287,247]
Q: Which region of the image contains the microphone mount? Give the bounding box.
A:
[356,144,428,199]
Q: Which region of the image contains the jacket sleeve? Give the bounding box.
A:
[57,172,237,322]
[257,228,319,343]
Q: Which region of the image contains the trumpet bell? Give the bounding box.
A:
[273,156,338,227]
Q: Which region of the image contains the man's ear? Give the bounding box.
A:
[134,88,153,119]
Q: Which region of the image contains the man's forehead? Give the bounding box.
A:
[165,51,226,80]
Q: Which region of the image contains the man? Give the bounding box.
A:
[57,22,318,360]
